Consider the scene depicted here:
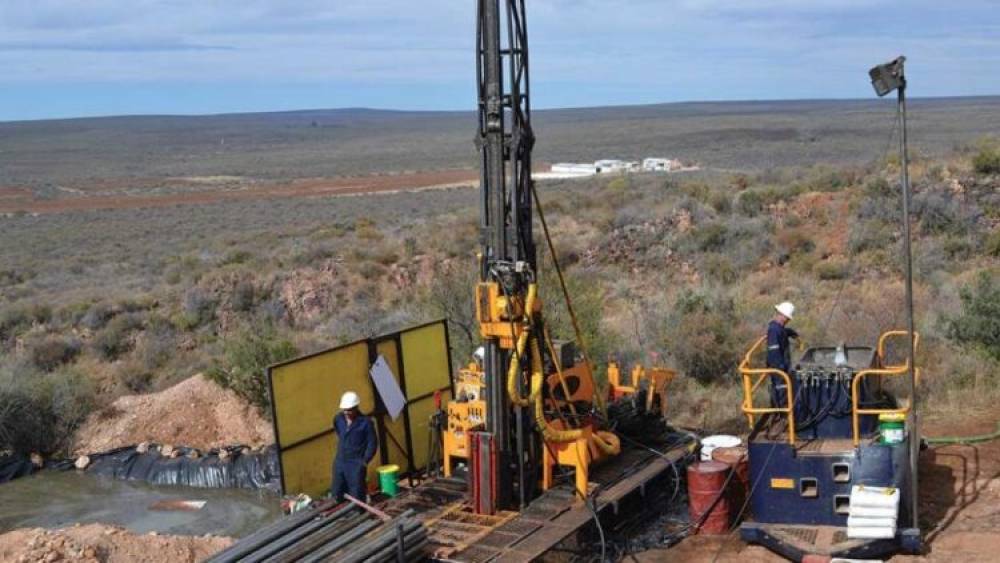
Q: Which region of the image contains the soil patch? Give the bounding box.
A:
[0,170,477,214]
[72,374,273,455]
[0,524,232,563]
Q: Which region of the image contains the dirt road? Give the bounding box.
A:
[0,169,478,214]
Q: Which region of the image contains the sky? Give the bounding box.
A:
[1,0,999,121]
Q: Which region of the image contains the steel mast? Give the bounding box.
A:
[476,0,536,510]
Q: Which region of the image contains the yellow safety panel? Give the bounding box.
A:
[401,322,450,399]
[270,321,453,497]
[271,342,372,447]
[279,434,334,499]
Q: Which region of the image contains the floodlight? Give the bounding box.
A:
[869,56,906,97]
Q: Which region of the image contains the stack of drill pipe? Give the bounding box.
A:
[206,504,428,563]
[205,500,343,563]
[326,510,428,563]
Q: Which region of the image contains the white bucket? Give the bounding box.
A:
[700,435,742,461]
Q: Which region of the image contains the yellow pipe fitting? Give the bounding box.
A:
[506,284,539,407]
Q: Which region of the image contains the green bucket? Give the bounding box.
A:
[879,413,906,445]
[377,464,400,497]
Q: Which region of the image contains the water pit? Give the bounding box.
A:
[0,471,282,537]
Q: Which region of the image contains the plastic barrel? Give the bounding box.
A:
[377,464,400,497]
[699,434,741,461]
[711,445,750,523]
[687,461,730,535]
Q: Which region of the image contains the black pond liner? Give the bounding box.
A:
[1,444,280,491]
[0,454,38,483]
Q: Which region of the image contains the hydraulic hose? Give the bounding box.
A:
[925,422,1000,445]
[506,284,538,407]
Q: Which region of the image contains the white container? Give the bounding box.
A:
[849,484,900,509]
[700,435,742,461]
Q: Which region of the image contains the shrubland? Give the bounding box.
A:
[0,144,998,455]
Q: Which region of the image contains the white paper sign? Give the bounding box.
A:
[369,355,407,420]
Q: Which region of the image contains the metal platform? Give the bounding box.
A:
[379,442,690,562]
[740,522,921,561]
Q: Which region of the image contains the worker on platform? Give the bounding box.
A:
[331,391,378,502]
[766,301,799,408]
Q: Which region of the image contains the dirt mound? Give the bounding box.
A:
[0,524,232,563]
[73,374,273,455]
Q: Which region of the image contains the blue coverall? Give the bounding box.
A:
[766,319,797,408]
[330,412,378,501]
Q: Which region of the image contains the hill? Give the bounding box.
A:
[2,97,1000,189]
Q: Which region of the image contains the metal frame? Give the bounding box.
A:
[476,0,537,509]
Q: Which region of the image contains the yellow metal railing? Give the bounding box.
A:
[851,330,920,445]
[739,336,796,444]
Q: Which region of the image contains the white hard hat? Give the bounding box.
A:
[473,346,485,362]
[339,391,361,410]
[775,302,795,319]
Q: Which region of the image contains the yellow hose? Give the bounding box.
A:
[506,284,538,407]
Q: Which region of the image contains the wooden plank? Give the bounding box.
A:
[492,447,686,563]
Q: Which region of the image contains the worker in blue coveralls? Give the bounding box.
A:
[331,391,378,502]
[766,301,799,408]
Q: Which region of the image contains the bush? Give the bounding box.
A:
[80,302,115,330]
[135,316,177,370]
[231,280,257,313]
[986,231,1000,258]
[28,336,81,372]
[947,271,1000,361]
[180,288,218,329]
[972,144,1000,176]
[848,221,895,255]
[814,260,850,280]
[1,303,52,340]
[663,291,744,382]
[91,313,143,361]
[206,324,299,413]
[864,177,894,199]
[691,222,729,252]
[914,192,976,236]
[0,367,96,455]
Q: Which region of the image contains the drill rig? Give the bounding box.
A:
[440,0,635,514]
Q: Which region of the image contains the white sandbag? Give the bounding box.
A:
[849,504,898,519]
[849,484,899,509]
[847,525,896,539]
[847,515,897,529]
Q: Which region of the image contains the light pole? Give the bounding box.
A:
[869,55,919,534]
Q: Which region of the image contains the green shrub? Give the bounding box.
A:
[708,191,732,214]
[206,324,299,413]
[736,191,765,217]
[28,337,81,372]
[0,303,51,340]
[864,177,894,198]
[814,260,850,280]
[972,144,1000,176]
[663,291,744,382]
[986,231,1000,258]
[0,367,96,455]
[231,280,257,312]
[848,221,895,255]
[179,288,218,329]
[947,271,1000,361]
[691,222,729,252]
[92,313,143,361]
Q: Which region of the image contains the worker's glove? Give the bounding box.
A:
[786,328,799,339]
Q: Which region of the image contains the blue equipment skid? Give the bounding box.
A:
[737,341,922,560]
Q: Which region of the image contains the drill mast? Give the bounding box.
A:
[476,0,536,509]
